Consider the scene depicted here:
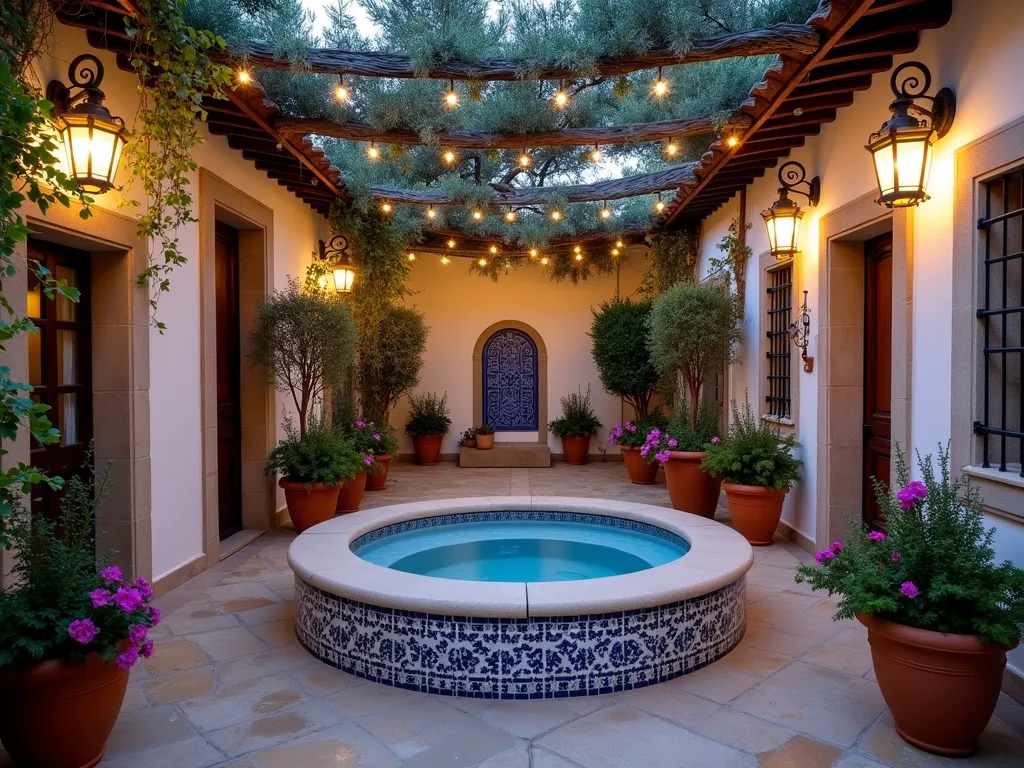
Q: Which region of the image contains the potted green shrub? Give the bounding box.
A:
[796,447,1024,757]
[608,412,668,484]
[264,418,364,531]
[641,404,723,515]
[475,423,495,450]
[701,399,801,544]
[365,423,399,491]
[405,392,452,465]
[647,282,741,516]
[335,419,380,511]
[549,388,603,465]
[0,464,160,768]
[459,428,477,449]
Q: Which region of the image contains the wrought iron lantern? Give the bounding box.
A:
[866,61,956,208]
[788,290,814,373]
[46,54,129,194]
[318,235,357,293]
[761,161,820,260]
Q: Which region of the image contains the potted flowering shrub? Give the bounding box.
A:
[335,419,381,511]
[459,428,477,449]
[265,417,364,531]
[796,448,1024,757]
[0,465,160,768]
[548,387,603,465]
[609,413,668,484]
[475,424,495,450]
[701,399,801,544]
[642,404,722,516]
[405,392,452,465]
[365,423,399,491]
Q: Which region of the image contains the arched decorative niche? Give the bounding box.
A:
[472,321,548,443]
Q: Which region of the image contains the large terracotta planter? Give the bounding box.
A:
[412,434,444,465]
[0,652,129,768]
[280,478,340,533]
[475,433,495,450]
[366,454,392,491]
[561,435,591,465]
[620,446,658,484]
[858,613,1016,756]
[722,483,788,545]
[663,452,722,517]
[337,471,367,512]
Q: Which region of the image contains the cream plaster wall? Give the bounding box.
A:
[387,250,647,457]
[32,26,325,581]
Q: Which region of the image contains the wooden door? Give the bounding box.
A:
[26,240,93,516]
[215,222,243,540]
[863,233,893,531]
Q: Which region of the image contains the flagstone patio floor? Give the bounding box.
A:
[7,462,1023,768]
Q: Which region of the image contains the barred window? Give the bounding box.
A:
[976,168,1023,475]
[765,263,793,420]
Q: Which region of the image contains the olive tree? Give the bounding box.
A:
[589,298,660,418]
[358,304,428,424]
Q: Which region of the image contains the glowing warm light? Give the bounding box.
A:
[761,191,804,259]
[489,244,498,254]
[611,248,620,256]
[441,256,451,265]
[553,89,569,108]
[550,209,562,221]
[445,80,459,108]
[472,209,483,221]
[478,258,488,267]
[236,69,251,85]
[868,129,934,208]
[380,201,392,213]
[443,149,456,164]
[407,252,416,261]
[654,199,666,213]
[575,253,584,262]
[447,238,456,248]
[574,245,581,253]
[426,206,437,219]
[519,152,532,167]
[334,78,350,102]
[652,68,668,99]
[665,140,678,157]
[540,256,550,265]
[505,208,516,223]
[600,205,612,220]
[529,248,538,258]
[367,143,379,160]
[590,145,602,162]
[726,136,739,148]
[615,239,624,248]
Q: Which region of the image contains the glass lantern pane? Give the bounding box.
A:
[89,125,117,184]
[67,123,93,179]
[334,267,355,292]
[872,142,897,198]
[894,136,928,197]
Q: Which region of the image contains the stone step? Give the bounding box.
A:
[459,443,552,468]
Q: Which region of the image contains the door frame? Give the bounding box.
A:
[862,233,894,530]
[214,221,243,540]
[816,191,913,551]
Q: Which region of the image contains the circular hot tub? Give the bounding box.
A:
[289,497,752,700]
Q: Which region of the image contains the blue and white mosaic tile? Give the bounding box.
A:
[294,575,746,699]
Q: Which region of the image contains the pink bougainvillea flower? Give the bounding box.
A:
[128,624,148,645]
[68,618,99,644]
[114,587,143,613]
[90,588,111,608]
[99,565,122,584]
[897,480,928,510]
[890,551,901,562]
[867,531,887,543]
[134,578,154,601]
[148,606,162,626]
[115,646,140,670]
[814,549,836,565]
[140,640,154,659]
[711,436,721,444]
[900,581,919,599]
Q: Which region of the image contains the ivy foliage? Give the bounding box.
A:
[589,298,660,417]
[641,222,700,295]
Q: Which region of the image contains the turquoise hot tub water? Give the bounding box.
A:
[353,517,689,582]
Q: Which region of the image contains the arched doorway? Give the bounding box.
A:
[473,321,548,443]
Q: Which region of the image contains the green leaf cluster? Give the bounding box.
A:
[549,386,603,438]
[264,416,364,486]
[405,391,452,436]
[700,398,801,488]
[589,298,659,417]
[795,446,1024,646]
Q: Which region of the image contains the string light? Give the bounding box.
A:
[478,258,488,267]
[518,151,532,168]
[442,149,456,164]
[665,139,678,157]
[616,239,624,248]
[334,76,350,102]
[472,209,484,221]
[444,79,459,108]
[550,209,562,221]
[236,69,251,85]
[504,207,516,223]
[489,244,499,254]
[529,248,538,258]
[426,206,437,220]
[540,256,550,265]
[590,144,602,162]
[553,80,569,109]
[652,67,668,99]
[441,256,451,265]
[611,247,620,256]
[575,252,584,262]
[574,245,582,253]
[599,201,612,220]
[727,136,739,148]
[654,195,666,213]
[380,201,392,213]
[447,238,456,248]
[367,142,379,161]
[407,252,416,261]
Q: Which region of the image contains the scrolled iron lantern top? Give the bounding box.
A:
[319,234,357,293]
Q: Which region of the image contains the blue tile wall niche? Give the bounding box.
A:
[293,575,746,699]
[482,328,538,431]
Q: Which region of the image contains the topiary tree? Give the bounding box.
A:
[250,278,358,437]
[358,304,429,424]
[589,298,660,418]
[647,281,742,429]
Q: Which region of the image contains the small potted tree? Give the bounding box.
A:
[365,423,399,491]
[335,419,379,511]
[701,399,801,544]
[405,392,451,465]
[608,413,668,484]
[0,464,160,768]
[358,305,428,425]
[549,387,603,465]
[475,424,495,450]
[647,282,740,516]
[796,447,1024,757]
[641,404,722,515]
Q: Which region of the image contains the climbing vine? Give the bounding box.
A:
[708,217,752,308]
[640,223,700,296]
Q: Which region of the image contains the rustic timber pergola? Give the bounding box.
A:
[55,0,955,259]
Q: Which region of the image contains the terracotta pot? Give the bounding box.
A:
[366,453,392,491]
[279,478,340,533]
[722,483,788,545]
[475,433,495,450]
[0,652,129,768]
[337,471,367,512]
[663,452,722,518]
[620,446,658,484]
[462,439,477,449]
[858,613,1016,756]
[561,435,591,465]
[412,434,444,465]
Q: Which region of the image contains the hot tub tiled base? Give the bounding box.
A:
[294,575,746,699]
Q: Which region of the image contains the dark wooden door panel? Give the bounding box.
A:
[215,222,243,540]
[863,233,893,531]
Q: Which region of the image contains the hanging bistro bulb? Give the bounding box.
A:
[426,206,437,220]
[665,139,678,157]
[540,256,550,265]
[367,142,380,160]
[441,256,451,265]
[574,245,582,254]
[590,144,603,162]
[236,68,251,85]
[549,209,562,221]
[519,150,532,168]
[761,160,821,260]
[380,200,393,213]
[407,252,416,261]
[478,258,488,267]
[611,247,620,256]
[654,195,666,213]
[472,208,484,221]
[444,79,459,108]
[46,54,129,194]
[317,235,357,294]
[866,61,956,208]
[334,75,350,102]
[447,238,457,248]
[553,80,569,109]
[529,248,538,258]
[504,207,517,223]
[599,201,612,220]
[442,148,457,165]
[652,67,668,99]
[489,244,499,254]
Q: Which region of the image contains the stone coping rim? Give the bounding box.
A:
[287,496,753,618]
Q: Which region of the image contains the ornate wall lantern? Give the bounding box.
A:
[788,290,814,373]
[761,161,820,260]
[317,235,356,293]
[866,61,955,208]
[46,54,129,194]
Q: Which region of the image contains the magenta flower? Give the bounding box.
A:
[134,578,154,601]
[897,480,928,510]
[114,587,143,613]
[128,624,148,644]
[640,444,650,457]
[648,428,661,440]
[626,423,637,433]
[354,420,365,428]
[115,646,139,670]
[90,588,111,608]
[655,450,671,464]
[372,433,381,441]
[667,438,678,449]
[711,436,721,444]
[867,531,887,543]
[814,549,836,565]
[890,551,901,562]
[148,606,161,626]
[363,454,374,466]
[900,581,919,599]
[140,640,154,659]
[68,618,99,644]
[830,541,844,552]
[99,565,122,584]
